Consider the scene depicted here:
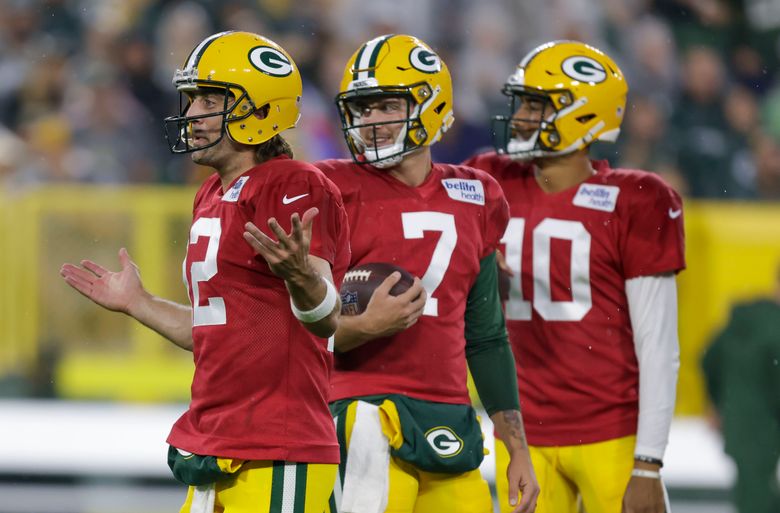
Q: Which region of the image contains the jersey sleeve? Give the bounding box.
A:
[461,152,491,171]
[307,179,348,268]
[620,174,686,279]
[480,173,510,258]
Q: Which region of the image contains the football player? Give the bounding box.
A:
[464,40,685,513]
[60,31,350,513]
[316,34,539,513]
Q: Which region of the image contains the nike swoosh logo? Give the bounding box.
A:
[282,193,309,205]
[668,208,682,219]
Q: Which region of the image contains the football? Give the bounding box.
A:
[339,262,415,315]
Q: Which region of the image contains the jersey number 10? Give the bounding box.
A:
[501,217,593,322]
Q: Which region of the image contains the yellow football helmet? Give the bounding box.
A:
[164,31,302,153]
[494,40,627,160]
[335,34,454,168]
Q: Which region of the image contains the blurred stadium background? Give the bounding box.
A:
[1,0,779,512]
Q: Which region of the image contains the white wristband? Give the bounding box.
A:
[290,277,338,323]
[631,468,661,479]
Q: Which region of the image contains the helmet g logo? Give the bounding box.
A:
[249,46,293,77]
[561,56,607,83]
[409,47,441,74]
[425,427,463,457]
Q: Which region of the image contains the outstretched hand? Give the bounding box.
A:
[244,207,319,283]
[60,248,145,314]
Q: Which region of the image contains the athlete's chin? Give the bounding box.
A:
[191,150,212,166]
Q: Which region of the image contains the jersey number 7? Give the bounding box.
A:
[401,211,457,317]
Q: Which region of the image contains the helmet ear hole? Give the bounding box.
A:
[433,101,447,115]
[576,114,596,124]
[254,104,270,120]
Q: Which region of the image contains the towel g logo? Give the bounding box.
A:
[425,427,463,457]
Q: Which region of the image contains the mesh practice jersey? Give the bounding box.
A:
[168,155,350,463]
[316,159,509,405]
[464,153,685,445]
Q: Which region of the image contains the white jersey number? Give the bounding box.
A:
[401,212,458,317]
[185,217,227,326]
[501,217,592,321]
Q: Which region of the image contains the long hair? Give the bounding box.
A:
[255,134,293,163]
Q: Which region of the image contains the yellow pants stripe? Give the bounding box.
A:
[180,460,335,513]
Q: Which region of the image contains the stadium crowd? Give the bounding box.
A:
[0,0,779,198]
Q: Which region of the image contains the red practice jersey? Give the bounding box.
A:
[464,153,685,446]
[315,160,509,405]
[168,155,351,463]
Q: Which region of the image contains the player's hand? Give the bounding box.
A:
[496,249,513,302]
[622,473,666,513]
[496,248,514,276]
[361,273,426,338]
[705,405,722,432]
[60,248,145,315]
[244,207,318,284]
[506,447,539,513]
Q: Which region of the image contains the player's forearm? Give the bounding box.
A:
[127,291,193,351]
[467,339,519,415]
[300,307,339,338]
[626,274,680,461]
[333,314,375,352]
[286,257,340,338]
[491,409,530,456]
[465,252,520,414]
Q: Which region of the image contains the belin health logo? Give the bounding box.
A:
[441,179,485,206]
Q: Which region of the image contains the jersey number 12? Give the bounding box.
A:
[185,217,227,327]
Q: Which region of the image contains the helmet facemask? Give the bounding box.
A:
[336,85,433,169]
[494,86,587,161]
[493,88,553,160]
[163,76,254,154]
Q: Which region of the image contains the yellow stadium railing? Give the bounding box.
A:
[1,186,779,412]
[675,201,780,414]
[0,185,197,401]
